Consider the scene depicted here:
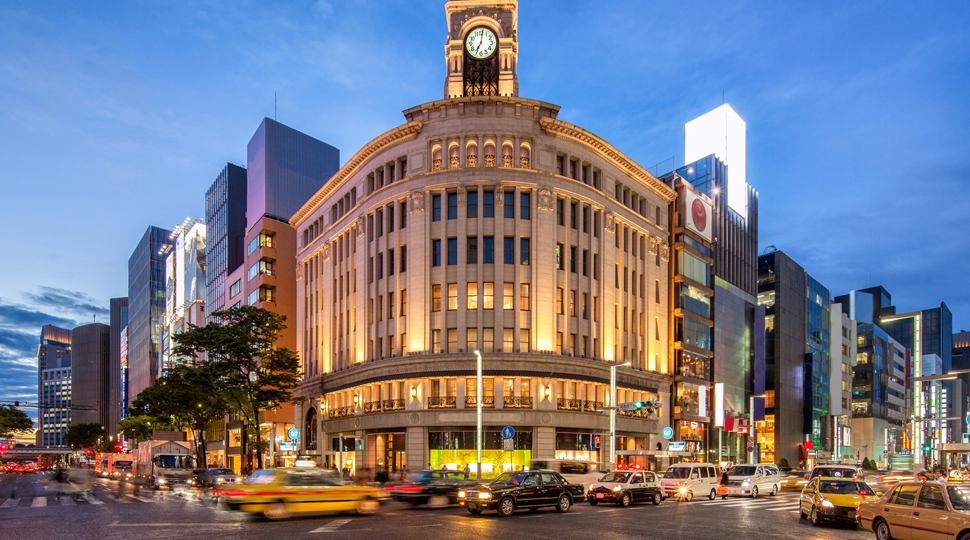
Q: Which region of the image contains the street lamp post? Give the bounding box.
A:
[609,362,632,469]
[474,349,483,481]
[749,394,767,464]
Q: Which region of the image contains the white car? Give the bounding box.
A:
[587,470,664,507]
[723,463,782,498]
[660,463,720,502]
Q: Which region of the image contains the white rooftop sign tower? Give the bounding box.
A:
[685,104,747,217]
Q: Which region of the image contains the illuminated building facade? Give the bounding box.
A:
[159,219,207,372]
[205,163,247,322]
[109,297,127,431]
[292,0,675,475]
[37,324,71,448]
[127,225,173,402]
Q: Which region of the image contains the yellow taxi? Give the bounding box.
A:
[799,476,881,526]
[215,468,388,519]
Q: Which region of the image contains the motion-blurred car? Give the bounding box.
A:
[807,465,863,482]
[458,470,585,517]
[215,468,387,519]
[799,477,879,526]
[587,470,664,507]
[781,468,809,489]
[384,469,476,507]
[20,463,36,474]
[195,468,241,487]
[722,463,782,498]
[859,481,970,539]
[1,463,16,473]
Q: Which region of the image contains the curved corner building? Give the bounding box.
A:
[291,0,676,475]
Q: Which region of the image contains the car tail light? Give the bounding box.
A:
[396,486,423,492]
[217,489,246,497]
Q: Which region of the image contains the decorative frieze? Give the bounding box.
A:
[537,188,554,211]
[605,212,616,234]
[409,191,426,214]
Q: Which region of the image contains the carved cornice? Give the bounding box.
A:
[539,117,676,202]
[291,121,424,227]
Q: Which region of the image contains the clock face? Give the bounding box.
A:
[465,27,497,59]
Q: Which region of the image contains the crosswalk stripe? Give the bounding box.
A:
[133,496,156,503]
[718,500,784,507]
[60,497,76,506]
[1,498,19,508]
[83,493,104,505]
[310,519,353,533]
[31,497,47,507]
[767,504,801,511]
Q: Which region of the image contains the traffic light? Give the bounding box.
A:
[594,435,601,449]
[115,442,124,452]
[924,444,932,452]
[85,448,92,456]
[634,401,645,410]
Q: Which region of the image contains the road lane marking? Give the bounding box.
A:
[83,493,104,505]
[31,497,47,507]
[108,520,242,528]
[133,496,157,503]
[767,504,801,511]
[1,499,19,508]
[310,519,353,533]
[60,497,76,506]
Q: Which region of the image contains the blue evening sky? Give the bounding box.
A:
[1,0,968,406]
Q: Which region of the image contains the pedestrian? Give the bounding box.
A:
[718,469,730,500]
[53,466,67,501]
[428,462,434,470]
[463,464,470,479]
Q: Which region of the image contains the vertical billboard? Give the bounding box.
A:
[682,185,713,242]
[120,326,128,419]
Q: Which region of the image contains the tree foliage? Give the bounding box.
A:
[777,457,790,469]
[173,306,302,469]
[65,423,105,451]
[0,404,34,438]
[118,415,154,443]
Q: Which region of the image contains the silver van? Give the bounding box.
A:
[660,462,719,502]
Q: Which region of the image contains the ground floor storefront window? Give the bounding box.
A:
[367,432,406,472]
[614,435,653,471]
[677,421,707,456]
[330,433,357,473]
[554,431,597,461]
[428,429,532,478]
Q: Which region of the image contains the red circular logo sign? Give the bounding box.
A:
[691,199,707,232]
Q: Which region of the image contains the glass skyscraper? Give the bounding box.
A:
[205,163,247,322]
[806,274,831,446]
[126,225,172,403]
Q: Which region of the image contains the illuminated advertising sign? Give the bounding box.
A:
[120,326,128,418]
[682,185,713,242]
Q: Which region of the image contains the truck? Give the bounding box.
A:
[135,440,194,488]
[106,453,135,479]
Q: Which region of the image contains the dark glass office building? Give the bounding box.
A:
[205,163,247,322]
[246,118,340,230]
[109,297,127,430]
[127,226,172,403]
[70,323,114,433]
[806,275,831,446]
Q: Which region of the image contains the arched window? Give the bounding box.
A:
[449,145,460,169]
[432,147,443,172]
[502,144,513,168]
[519,145,531,169]
[305,407,318,451]
[484,143,496,167]
[466,143,478,167]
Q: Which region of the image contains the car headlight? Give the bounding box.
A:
[821,498,835,508]
[478,492,491,499]
[679,487,688,494]
[742,479,751,486]
[458,491,466,499]
[157,478,166,484]
[613,486,622,492]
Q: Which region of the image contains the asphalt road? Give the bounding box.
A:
[0,472,876,540]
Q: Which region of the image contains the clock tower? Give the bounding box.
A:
[443,1,518,98]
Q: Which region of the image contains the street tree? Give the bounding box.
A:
[65,423,105,452]
[0,404,34,438]
[117,415,154,443]
[173,305,302,470]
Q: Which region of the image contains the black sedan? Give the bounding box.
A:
[193,468,241,488]
[384,470,477,507]
[458,470,585,517]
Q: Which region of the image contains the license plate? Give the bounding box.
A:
[596,493,604,499]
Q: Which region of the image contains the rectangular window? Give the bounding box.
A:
[376,253,384,279]
[447,192,458,219]
[656,280,660,303]
[467,190,478,218]
[557,199,565,226]
[520,283,530,311]
[447,238,457,265]
[483,236,494,264]
[569,290,577,317]
[432,239,441,266]
[432,194,441,221]
[376,209,383,237]
[569,246,577,273]
[448,329,457,353]
[503,282,514,310]
[401,289,407,317]
[655,317,661,340]
[520,192,530,219]
[615,264,619,289]
[483,190,494,217]
[467,282,478,310]
[432,284,441,312]
[504,329,514,352]
[467,328,478,351]
[520,238,530,265]
[388,249,395,276]
[504,190,515,218]
[504,237,514,264]
[583,293,589,320]
[570,334,576,357]
[448,283,458,311]
[467,236,478,264]
[570,201,578,229]
[229,279,241,298]
[556,155,564,175]
[556,287,564,314]
[556,332,563,355]
[376,295,383,321]
[583,206,589,233]
[593,253,600,280]
[400,245,407,272]
[556,243,565,270]
[400,201,407,228]
[483,282,494,309]
[483,328,494,353]
[368,257,374,283]
[388,292,394,319]
[247,232,274,255]
[520,329,530,353]
[388,206,394,233]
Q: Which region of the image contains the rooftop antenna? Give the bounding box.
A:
[275,92,277,121]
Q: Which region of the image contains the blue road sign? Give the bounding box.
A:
[662,427,673,439]
[288,428,300,440]
[502,426,515,439]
